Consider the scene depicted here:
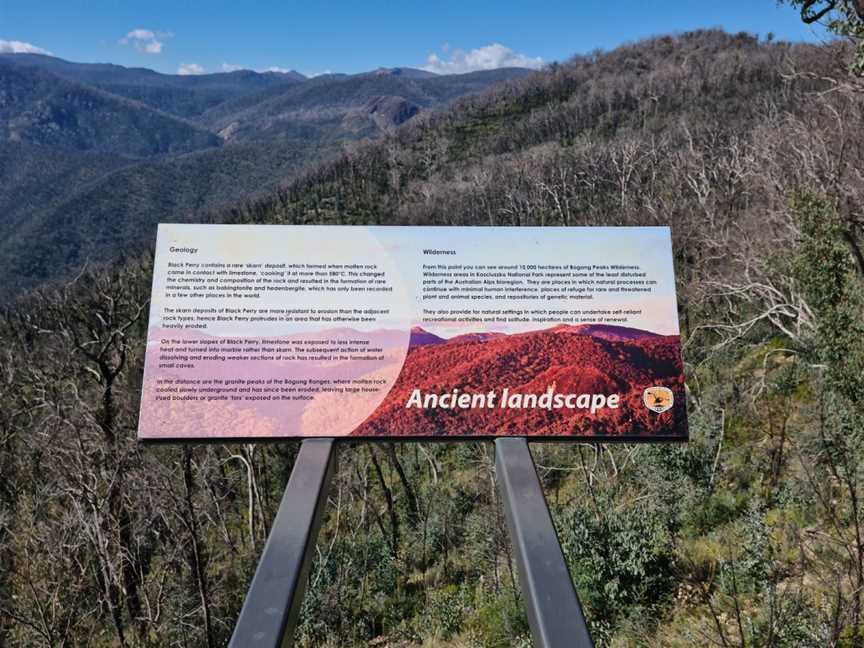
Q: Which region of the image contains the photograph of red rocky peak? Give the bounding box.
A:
[355,323,686,438]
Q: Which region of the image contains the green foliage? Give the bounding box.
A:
[559,501,678,642]
[422,584,474,639]
[464,593,531,648]
[791,190,864,413]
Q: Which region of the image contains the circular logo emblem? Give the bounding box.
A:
[643,386,673,413]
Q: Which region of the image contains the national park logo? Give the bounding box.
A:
[643,386,674,413]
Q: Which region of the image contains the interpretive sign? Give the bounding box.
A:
[139,225,687,441]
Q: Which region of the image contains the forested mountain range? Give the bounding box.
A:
[0,52,307,118]
[1,29,863,647]
[0,54,530,298]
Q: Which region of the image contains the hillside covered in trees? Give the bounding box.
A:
[0,55,529,298]
[1,28,864,647]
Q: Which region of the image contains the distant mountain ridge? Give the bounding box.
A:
[545,323,662,341]
[0,60,221,156]
[200,66,533,143]
[408,324,662,348]
[0,53,306,118]
[409,327,447,347]
[0,54,532,298]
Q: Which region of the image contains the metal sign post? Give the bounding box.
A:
[228,439,337,648]
[495,438,594,648]
[229,438,594,648]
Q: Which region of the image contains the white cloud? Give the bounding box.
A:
[0,39,52,55]
[119,28,172,55]
[264,66,295,74]
[221,63,244,72]
[177,62,205,75]
[421,43,543,74]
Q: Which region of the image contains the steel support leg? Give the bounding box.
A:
[495,438,594,648]
[229,438,337,648]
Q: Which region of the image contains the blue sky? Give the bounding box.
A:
[0,1,831,76]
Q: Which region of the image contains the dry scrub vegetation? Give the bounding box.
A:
[2,28,864,647]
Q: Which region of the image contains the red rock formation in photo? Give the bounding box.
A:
[354,324,686,438]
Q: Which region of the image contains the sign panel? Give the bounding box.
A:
[139,225,687,441]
